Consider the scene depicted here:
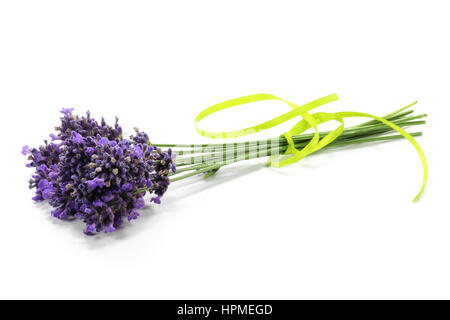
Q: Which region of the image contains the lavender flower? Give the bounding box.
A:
[21,145,29,155]
[23,109,175,234]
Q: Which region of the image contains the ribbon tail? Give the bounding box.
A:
[336,111,427,202]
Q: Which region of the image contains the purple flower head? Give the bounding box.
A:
[71,131,83,144]
[38,179,49,189]
[135,197,145,209]
[115,146,123,157]
[98,137,109,146]
[51,207,68,219]
[133,145,143,158]
[21,145,30,155]
[84,224,96,235]
[121,182,134,192]
[42,187,54,200]
[101,191,115,202]
[86,177,106,190]
[93,199,103,207]
[85,147,95,156]
[60,108,74,116]
[131,128,149,144]
[24,109,176,234]
[128,209,140,221]
[49,171,58,180]
[150,196,161,204]
[105,224,116,233]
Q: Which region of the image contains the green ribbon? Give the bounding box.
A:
[195,94,427,201]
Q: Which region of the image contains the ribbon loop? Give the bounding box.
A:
[195,94,427,201]
[195,93,339,138]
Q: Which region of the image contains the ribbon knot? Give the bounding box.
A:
[281,132,295,154]
[194,93,427,201]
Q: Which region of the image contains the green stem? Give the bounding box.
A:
[155,103,419,149]
[174,118,425,165]
[169,131,422,181]
[152,103,426,183]
[161,115,426,158]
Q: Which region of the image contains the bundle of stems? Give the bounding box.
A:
[156,102,426,182]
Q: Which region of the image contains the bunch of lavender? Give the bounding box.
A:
[23,109,175,234]
[23,103,426,235]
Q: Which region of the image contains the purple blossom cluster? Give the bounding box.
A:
[23,108,176,234]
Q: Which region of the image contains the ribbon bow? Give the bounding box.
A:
[195,94,427,201]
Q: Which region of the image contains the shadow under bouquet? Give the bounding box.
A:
[23,93,428,234]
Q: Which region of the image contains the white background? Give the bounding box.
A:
[0,0,449,299]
